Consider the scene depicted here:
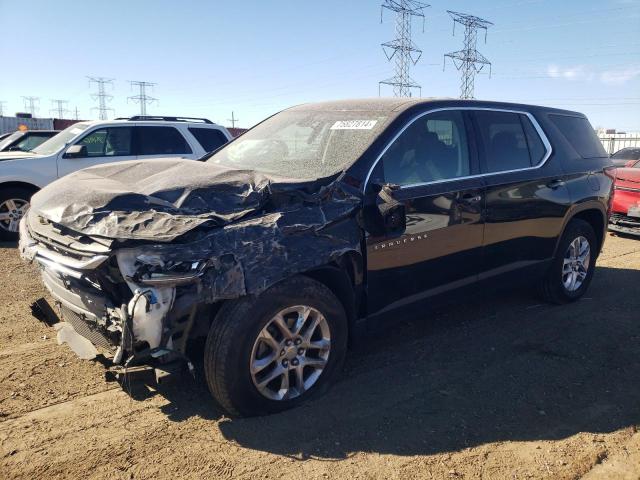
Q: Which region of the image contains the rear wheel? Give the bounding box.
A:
[540,219,597,304]
[204,275,348,417]
[0,187,36,241]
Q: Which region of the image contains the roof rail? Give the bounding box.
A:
[114,115,214,124]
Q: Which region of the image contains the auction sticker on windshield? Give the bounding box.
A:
[330,120,378,130]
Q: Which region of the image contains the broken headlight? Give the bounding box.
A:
[132,256,210,286]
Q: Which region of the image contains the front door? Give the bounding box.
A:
[365,109,485,316]
[57,126,136,177]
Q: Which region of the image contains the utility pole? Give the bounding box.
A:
[379,0,429,97]
[128,80,157,116]
[74,106,80,120]
[0,101,6,116]
[227,111,239,128]
[87,76,115,120]
[50,99,70,119]
[22,96,40,116]
[443,11,493,99]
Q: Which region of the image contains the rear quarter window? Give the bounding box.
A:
[549,114,607,159]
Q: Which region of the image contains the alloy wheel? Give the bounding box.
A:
[562,235,591,292]
[250,305,331,401]
[0,198,29,233]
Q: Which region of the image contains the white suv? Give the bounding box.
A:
[0,116,232,240]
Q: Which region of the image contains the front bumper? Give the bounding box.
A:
[19,217,124,353]
[20,217,203,368]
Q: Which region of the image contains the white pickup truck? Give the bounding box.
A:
[0,116,232,240]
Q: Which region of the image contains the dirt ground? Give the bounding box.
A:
[1,233,639,480]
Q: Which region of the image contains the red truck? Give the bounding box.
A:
[609,159,640,237]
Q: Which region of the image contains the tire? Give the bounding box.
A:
[0,186,36,242]
[540,219,598,304]
[204,275,348,417]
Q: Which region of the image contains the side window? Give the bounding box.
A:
[548,114,607,159]
[189,128,229,152]
[381,110,470,186]
[475,111,532,173]
[77,128,132,157]
[135,127,193,155]
[77,129,108,156]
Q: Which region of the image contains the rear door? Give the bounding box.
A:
[366,109,486,315]
[57,126,136,177]
[472,109,571,280]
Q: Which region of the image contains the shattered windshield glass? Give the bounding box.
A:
[208,110,390,179]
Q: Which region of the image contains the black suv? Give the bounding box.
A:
[20,99,613,416]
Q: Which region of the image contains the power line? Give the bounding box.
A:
[379,0,430,97]
[50,99,70,119]
[228,111,239,128]
[22,96,40,116]
[444,11,493,99]
[87,76,115,120]
[128,80,158,115]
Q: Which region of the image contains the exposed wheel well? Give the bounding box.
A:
[302,254,363,344]
[570,209,606,255]
[0,181,40,197]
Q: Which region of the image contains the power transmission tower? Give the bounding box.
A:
[74,106,80,120]
[443,11,493,99]
[22,96,40,116]
[128,80,158,115]
[379,0,429,97]
[228,111,239,128]
[87,76,115,120]
[50,99,70,119]
[0,101,6,116]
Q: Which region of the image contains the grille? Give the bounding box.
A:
[60,305,118,351]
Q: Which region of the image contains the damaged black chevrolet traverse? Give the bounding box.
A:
[20,99,613,416]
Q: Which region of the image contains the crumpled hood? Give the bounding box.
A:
[28,157,348,242]
[26,155,365,303]
[28,158,358,242]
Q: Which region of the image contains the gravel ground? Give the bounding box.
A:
[1,233,639,479]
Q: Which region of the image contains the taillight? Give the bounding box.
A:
[604,166,617,181]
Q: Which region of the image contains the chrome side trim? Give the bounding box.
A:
[363,107,554,192]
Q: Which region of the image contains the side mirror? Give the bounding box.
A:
[364,183,406,236]
[64,145,87,158]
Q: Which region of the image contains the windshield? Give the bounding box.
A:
[207,110,390,179]
[0,132,22,151]
[32,123,90,156]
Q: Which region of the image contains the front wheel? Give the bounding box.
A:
[204,275,348,417]
[0,187,36,242]
[540,219,598,304]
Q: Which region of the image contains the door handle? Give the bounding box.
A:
[460,193,482,204]
[547,179,565,189]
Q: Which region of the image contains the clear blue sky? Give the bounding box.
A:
[0,0,638,130]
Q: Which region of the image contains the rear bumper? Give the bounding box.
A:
[609,213,640,237]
